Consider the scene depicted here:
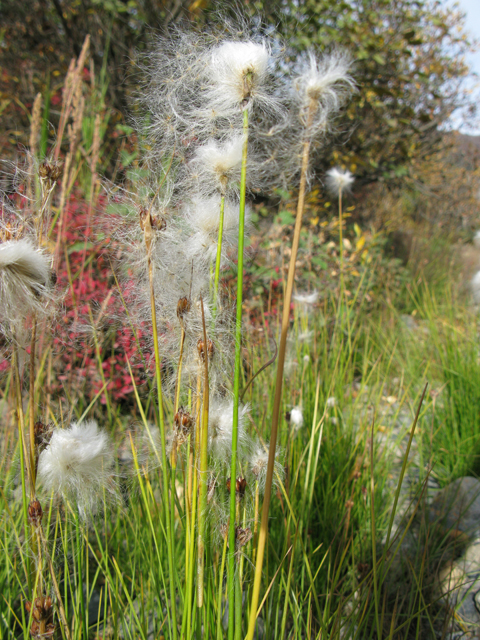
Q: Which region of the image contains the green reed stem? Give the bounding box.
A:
[246,100,315,640]
[216,533,229,639]
[213,195,226,314]
[147,245,178,640]
[228,107,249,640]
[197,298,210,607]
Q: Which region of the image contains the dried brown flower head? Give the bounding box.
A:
[174,408,194,444]
[226,476,247,500]
[27,500,43,527]
[177,296,191,321]
[25,596,55,638]
[197,338,214,362]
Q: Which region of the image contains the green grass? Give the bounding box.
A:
[2,260,475,638]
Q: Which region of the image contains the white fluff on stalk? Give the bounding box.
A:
[182,196,250,261]
[208,399,250,462]
[37,421,116,517]
[289,406,304,429]
[325,167,355,196]
[206,41,272,116]
[250,441,284,493]
[471,270,480,303]
[293,291,319,305]
[0,238,52,328]
[189,136,244,195]
[294,51,355,126]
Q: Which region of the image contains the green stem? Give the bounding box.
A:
[213,195,226,315]
[216,533,229,640]
[246,101,315,640]
[228,107,249,640]
[197,299,210,607]
[148,250,178,640]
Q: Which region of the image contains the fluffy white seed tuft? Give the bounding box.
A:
[208,399,250,461]
[293,291,319,305]
[289,406,304,429]
[37,420,116,517]
[182,196,250,261]
[206,41,272,116]
[250,441,284,493]
[0,238,53,329]
[295,51,355,122]
[325,167,355,195]
[189,136,244,195]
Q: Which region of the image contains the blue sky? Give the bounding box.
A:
[444,0,480,133]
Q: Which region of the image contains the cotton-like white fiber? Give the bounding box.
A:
[37,420,116,517]
[0,239,52,326]
[325,167,355,195]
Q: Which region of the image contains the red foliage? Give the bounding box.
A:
[50,192,152,405]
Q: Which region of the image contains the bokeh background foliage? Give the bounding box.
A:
[0,0,476,186]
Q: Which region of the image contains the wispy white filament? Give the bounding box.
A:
[208,399,250,461]
[326,167,355,195]
[189,136,243,194]
[206,40,272,116]
[293,291,319,305]
[250,441,284,493]
[0,238,52,328]
[182,196,250,261]
[37,421,116,517]
[295,51,355,123]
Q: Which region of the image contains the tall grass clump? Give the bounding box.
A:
[3,14,455,640]
[103,20,355,639]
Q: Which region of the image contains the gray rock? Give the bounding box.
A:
[430,477,480,537]
[437,535,480,631]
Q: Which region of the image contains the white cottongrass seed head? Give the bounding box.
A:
[37,420,116,517]
[0,238,52,325]
[208,399,250,462]
[183,195,250,261]
[289,406,304,429]
[293,291,319,305]
[206,40,272,116]
[471,270,480,303]
[249,441,284,493]
[189,136,244,195]
[294,51,355,122]
[326,167,355,196]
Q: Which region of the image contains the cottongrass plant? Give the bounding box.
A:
[104,19,355,640]
[2,18,356,640]
[326,166,355,293]
[0,46,118,636]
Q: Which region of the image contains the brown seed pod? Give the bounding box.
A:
[197,338,214,362]
[25,596,55,638]
[177,296,191,320]
[28,500,43,527]
[152,216,167,231]
[235,477,247,498]
[174,408,194,444]
[235,526,252,549]
[226,477,247,500]
[39,161,62,183]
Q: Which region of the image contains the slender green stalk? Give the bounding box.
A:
[246,101,315,640]
[186,373,202,634]
[145,219,178,640]
[12,342,33,596]
[213,195,226,314]
[228,107,249,640]
[197,298,210,607]
[216,532,229,640]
